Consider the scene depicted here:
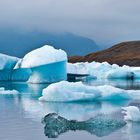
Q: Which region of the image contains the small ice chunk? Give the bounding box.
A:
[0,87,19,94]
[0,87,5,91]
[122,106,140,122]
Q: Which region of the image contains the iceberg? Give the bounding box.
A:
[0,69,12,81]
[67,62,140,80]
[39,81,101,102]
[11,68,32,82]
[39,81,140,102]
[0,54,20,81]
[0,45,67,83]
[15,45,67,83]
[0,53,19,70]
[67,63,88,75]
[28,61,67,83]
[122,106,140,122]
[17,45,67,68]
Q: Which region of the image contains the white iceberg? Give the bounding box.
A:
[67,63,88,75]
[0,87,18,94]
[67,62,118,77]
[17,45,67,68]
[39,81,140,102]
[0,53,19,70]
[67,61,140,80]
[122,106,140,122]
[39,81,100,102]
[28,61,67,83]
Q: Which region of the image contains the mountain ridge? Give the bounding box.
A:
[68,41,140,66]
[0,30,99,57]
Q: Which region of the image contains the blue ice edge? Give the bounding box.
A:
[0,61,67,83]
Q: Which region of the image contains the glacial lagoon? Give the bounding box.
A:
[0,79,140,140]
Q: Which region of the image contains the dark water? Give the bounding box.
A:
[0,79,140,140]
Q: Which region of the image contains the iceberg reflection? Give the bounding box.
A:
[22,98,129,121]
[122,122,140,140]
[42,113,126,138]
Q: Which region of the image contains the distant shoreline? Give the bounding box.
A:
[68,41,140,66]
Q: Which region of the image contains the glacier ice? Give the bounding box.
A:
[39,81,101,102]
[14,45,67,83]
[42,113,126,138]
[67,63,88,75]
[67,62,140,80]
[122,106,140,122]
[0,53,19,70]
[28,61,67,83]
[0,45,67,83]
[0,69,12,81]
[39,81,140,102]
[0,68,31,82]
[17,45,67,68]
[11,68,32,82]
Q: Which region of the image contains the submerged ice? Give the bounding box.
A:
[39,81,140,102]
[42,113,126,138]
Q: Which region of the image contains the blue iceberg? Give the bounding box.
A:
[0,45,67,83]
[29,61,67,83]
[11,68,32,82]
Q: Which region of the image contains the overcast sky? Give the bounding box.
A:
[0,0,140,48]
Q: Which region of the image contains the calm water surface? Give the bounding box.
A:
[0,79,140,140]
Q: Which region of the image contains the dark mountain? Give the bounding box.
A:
[69,41,140,66]
[0,29,99,57]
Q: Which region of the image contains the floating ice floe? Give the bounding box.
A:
[39,81,140,102]
[0,87,19,94]
[67,62,140,80]
[122,106,140,122]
